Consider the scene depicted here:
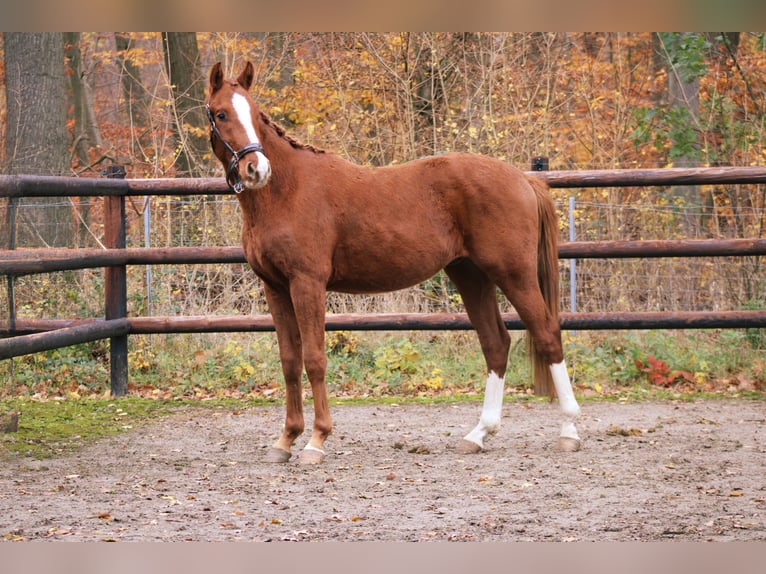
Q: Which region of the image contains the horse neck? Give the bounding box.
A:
[255,114,289,164]
[256,113,317,184]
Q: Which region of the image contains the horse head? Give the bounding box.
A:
[207,61,271,193]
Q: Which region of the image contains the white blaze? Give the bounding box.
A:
[231,92,270,184]
[232,92,260,145]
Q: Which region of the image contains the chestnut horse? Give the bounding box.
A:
[206,61,581,464]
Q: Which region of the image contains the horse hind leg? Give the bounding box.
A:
[550,361,581,452]
[496,273,582,452]
[445,260,510,454]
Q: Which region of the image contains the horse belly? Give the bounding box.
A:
[329,233,457,294]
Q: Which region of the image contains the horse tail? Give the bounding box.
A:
[526,175,560,397]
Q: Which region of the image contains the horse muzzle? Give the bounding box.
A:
[226,146,271,193]
[243,151,272,189]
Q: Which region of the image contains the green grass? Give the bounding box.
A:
[0,397,174,459]
[0,396,290,460]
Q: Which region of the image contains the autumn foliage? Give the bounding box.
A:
[1,33,760,179]
[1,33,765,400]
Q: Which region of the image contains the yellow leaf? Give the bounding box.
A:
[4,532,25,541]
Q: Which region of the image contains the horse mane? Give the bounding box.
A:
[258,111,326,155]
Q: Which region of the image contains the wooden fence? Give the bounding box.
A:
[2,166,766,396]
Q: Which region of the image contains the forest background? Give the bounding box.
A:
[1,32,765,401]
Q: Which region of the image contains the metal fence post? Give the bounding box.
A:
[5,196,18,381]
[531,156,549,172]
[569,196,577,335]
[104,165,128,396]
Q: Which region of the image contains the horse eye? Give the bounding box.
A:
[216,111,227,121]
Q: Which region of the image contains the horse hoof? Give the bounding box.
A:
[265,447,292,463]
[298,447,325,465]
[556,437,581,452]
[456,439,482,454]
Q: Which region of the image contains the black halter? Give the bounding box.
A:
[206,103,265,194]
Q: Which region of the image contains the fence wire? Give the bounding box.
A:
[2,186,764,322]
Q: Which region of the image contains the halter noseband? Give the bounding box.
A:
[206,103,265,194]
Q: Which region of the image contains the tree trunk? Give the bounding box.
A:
[659,33,705,236]
[161,32,208,178]
[64,32,104,247]
[64,32,103,168]
[3,32,72,248]
[115,32,150,130]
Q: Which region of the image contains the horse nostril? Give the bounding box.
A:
[246,162,258,178]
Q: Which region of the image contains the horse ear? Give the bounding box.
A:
[237,61,255,91]
[209,62,224,93]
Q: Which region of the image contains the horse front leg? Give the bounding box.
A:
[263,284,305,463]
[289,277,332,465]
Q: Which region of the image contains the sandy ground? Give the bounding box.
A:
[1,398,764,541]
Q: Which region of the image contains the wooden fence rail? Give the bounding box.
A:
[2,166,765,396]
[4,310,765,343]
[2,239,766,276]
[3,166,766,197]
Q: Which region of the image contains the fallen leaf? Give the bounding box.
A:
[4,531,25,541]
[607,425,642,437]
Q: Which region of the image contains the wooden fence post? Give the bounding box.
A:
[104,166,128,396]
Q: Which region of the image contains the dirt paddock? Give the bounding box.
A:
[1,399,764,541]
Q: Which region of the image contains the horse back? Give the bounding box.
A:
[242,151,543,293]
